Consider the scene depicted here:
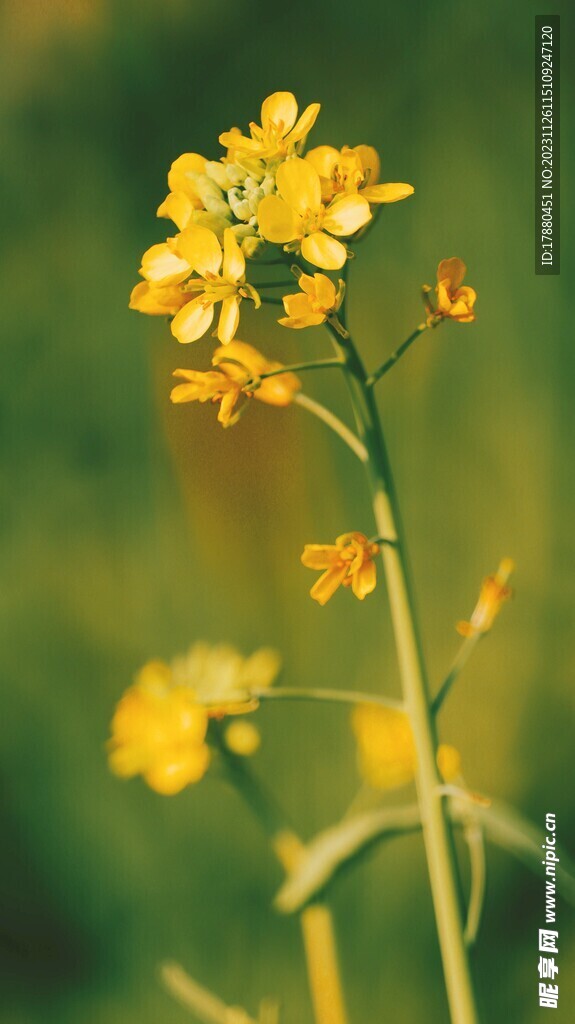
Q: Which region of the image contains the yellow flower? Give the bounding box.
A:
[301,531,379,605]
[306,144,414,206]
[219,91,321,161]
[108,661,210,796]
[171,340,301,427]
[430,258,477,324]
[258,157,371,270]
[170,641,281,717]
[171,226,260,344]
[279,272,343,329]
[352,704,461,791]
[156,152,233,235]
[224,720,261,757]
[129,280,188,317]
[457,558,514,638]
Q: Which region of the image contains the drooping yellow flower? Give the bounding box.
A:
[306,144,414,206]
[457,558,514,638]
[170,227,260,344]
[219,91,321,161]
[108,660,210,796]
[171,340,300,427]
[258,158,371,270]
[352,704,461,791]
[301,531,379,605]
[129,280,188,317]
[170,641,281,717]
[279,272,343,329]
[430,258,477,324]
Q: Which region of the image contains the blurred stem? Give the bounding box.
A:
[366,323,429,387]
[463,824,487,948]
[218,743,349,1024]
[325,302,479,1022]
[254,686,403,711]
[432,634,480,715]
[294,393,368,462]
[161,961,258,1024]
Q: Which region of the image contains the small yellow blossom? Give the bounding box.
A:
[258,157,371,270]
[279,272,343,329]
[219,91,321,161]
[171,340,300,427]
[157,152,233,235]
[225,720,261,757]
[352,704,461,791]
[108,661,210,796]
[457,558,514,638]
[301,531,379,605]
[170,641,281,716]
[129,280,188,317]
[429,257,477,325]
[171,227,260,344]
[306,144,414,206]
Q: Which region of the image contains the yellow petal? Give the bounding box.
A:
[222,228,245,283]
[257,195,302,243]
[276,157,321,217]
[437,257,466,290]
[167,153,207,203]
[144,744,210,795]
[283,292,315,318]
[351,559,377,600]
[305,145,340,180]
[301,231,347,270]
[157,191,195,230]
[170,296,215,343]
[361,182,414,204]
[301,544,341,569]
[310,564,349,605]
[257,372,300,405]
[261,91,298,133]
[218,130,260,154]
[278,314,325,329]
[129,281,186,316]
[437,744,462,782]
[436,279,452,314]
[285,102,321,143]
[312,272,336,310]
[353,145,380,185]
[323,194,371,236]
[140,242,191,286]
[175,225,222,278]
[217,295,240,344]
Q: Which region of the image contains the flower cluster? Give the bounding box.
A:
[108,642,280,794]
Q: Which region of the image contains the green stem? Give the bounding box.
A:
[463,824,487,948]
[294,393,368,462]
[258,358,345,380]
[250,280,296,289]
[259,296,283,306]
[367,324,429,387]
[325,316,479,1023]
[253,686,404,711]
[432,634,481,715]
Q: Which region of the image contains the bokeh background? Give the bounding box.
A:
[0,1,573,1021]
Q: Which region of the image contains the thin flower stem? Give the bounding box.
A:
[250,280,296,289]
[325,311,480,1023]
[432,634,481,716]
[259,296,284,306]
[258,358,345,380]
[218,743,349,1024]
[294,393,368,462]
[253,686,404,711]
[463,824,487,948]
[367,323,429,387]
[161,962,258,1024]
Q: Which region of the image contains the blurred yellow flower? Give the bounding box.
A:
[352,704,461,791]
[224,720,261,757]
[457,558,514,638]
[306,144,414,206]
[430,257,477,324]
[171,340,300,427]
[219,91,321,161]
[258,157,371,270]
[301,531,379,605]
[279,272,343,329]
[171,227,260,344]
[171,641,281,717]
[108,661,210,796]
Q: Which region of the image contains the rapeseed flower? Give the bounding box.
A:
[306,144,414,206]
[352,704,461,791]
[428,258,477,325]
[301,532,379,605]
[457,558,514,638]
[219,91,320,161]
[279,272,343,329]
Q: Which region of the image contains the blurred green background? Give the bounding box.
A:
[0,0,573,1021]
